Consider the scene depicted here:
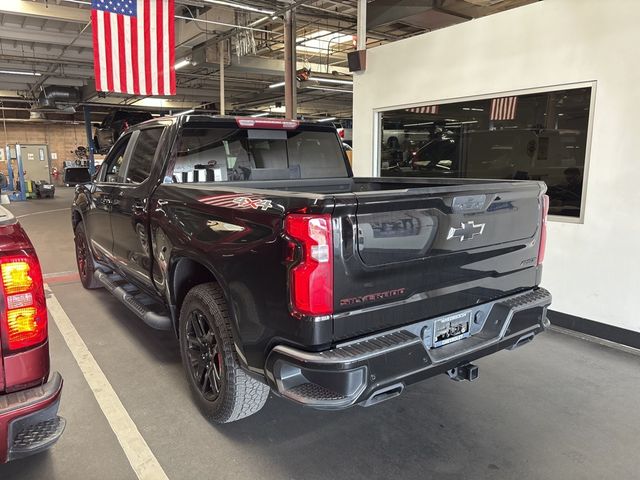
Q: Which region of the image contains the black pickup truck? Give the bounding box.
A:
[72,115,552,423]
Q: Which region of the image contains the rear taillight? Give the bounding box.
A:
[0,253,47,352]
[537,194,549,265]
[284,214,333,316]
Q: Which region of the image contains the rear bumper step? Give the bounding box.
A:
[0,372,65,463]
[265,288,551,409]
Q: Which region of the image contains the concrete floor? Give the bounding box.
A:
[1,187,639,480]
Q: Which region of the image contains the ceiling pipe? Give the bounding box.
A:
[284,8,297,119]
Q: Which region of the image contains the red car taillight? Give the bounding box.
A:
[284,214,333,316]
[537,194,549,265]
[0,253,48,352]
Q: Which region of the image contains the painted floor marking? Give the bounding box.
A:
[16,207,70,219]
[44,270,80,285]
[46,285,170,480]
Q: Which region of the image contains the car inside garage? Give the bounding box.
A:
[0,1,638,479]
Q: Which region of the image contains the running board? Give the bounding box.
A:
[94,270,172,330]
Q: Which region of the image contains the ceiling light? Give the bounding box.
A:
[313,78,353,86]
[0,70,42,76]
[269,81,286,89]
[204,0,275,15]
[175,109,194,116]
[174,59,191,70]
[251,112,270,117]
[317,117,337,123]
[298,30,354,53]
[306,86,352,93]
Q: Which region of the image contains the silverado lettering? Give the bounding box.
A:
[340,288,407,306]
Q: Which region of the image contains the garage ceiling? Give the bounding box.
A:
[0,0,538,124]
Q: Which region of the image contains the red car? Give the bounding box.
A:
[0,206,64,464]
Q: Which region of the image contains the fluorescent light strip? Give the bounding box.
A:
[270,78,353,89]
[317,117,337,123]
[203,0,275,15]
[313,78,353,86]
[174,109,194,116]
[307,86,352,93]
[0,70,42,76]
[175,15,271,33]
[174,59,191,70]
[250,112,270,117]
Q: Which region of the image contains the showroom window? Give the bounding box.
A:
[379,86,592,219]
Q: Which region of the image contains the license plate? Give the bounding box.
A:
[43,185,52,189]
[433,311,471,348]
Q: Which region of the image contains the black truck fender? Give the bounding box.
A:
[167,253,251,371]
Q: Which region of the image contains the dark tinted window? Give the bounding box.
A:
[101,133,132,183]
[126,128,164,183]
[129,112,153,124]
[166,126,347,183]
[380,87,591,218]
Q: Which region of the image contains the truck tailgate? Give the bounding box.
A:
[332,181,545,340]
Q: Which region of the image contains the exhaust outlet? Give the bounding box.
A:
[508,332,536,350]
[447,363,479,382]
[360,383,404,407]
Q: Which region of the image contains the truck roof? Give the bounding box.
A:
[131,114,338,132]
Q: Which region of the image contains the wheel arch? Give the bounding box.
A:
[169,256,243,352]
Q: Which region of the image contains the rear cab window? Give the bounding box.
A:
[165,123,348,183]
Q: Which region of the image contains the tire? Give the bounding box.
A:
[74,222,102,289]
[179,283,269,423]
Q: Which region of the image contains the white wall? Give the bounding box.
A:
[353,0,640,332]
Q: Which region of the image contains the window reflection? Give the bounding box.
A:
[380,87,591,218]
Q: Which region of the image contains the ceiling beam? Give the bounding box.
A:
[0,1,90,24]
[226,55,350,77]
[0,25,93,49]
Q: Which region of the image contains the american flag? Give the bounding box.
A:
[490,96,518,121]
[406,105,439,114]
[91,0,176,95]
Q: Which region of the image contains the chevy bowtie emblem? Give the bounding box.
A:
[447,221,485,241]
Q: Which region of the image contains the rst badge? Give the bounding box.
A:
[447,221,485,242]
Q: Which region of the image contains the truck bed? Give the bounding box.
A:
[162,175,545,343]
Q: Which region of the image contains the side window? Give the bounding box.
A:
[124,128,164,184]
[100,113,113,128]
[101,133,132,183]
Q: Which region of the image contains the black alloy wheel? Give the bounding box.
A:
[185,309,224,401]
[178,283,270,423]
[74,223,101,289]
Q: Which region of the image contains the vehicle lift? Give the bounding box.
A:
[3,145,28,202]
